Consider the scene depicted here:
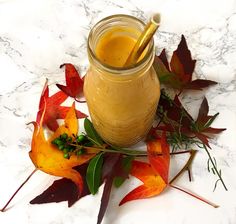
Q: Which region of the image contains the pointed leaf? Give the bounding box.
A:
[173,35,196,77]
[185,79,217,90]
[86,153,104,195]
[97,153,122,224]
[147,133,170,183]
[84,118,103,146]
[159,49,170,71]
[36,81,87,131]
[97,177,113,224]
[57,63,84,99]
[119,161,167,205]
[30,103,96,195]
[30,163,91,207]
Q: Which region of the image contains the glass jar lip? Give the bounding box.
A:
[87,14,154,74]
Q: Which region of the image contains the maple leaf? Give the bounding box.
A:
[119,134,169,205]
[153,35,217,92]
[56,63,85,101]
[156,91,226,147]
[192,97,226,146]
[30,102,96,196]
[36,80,87,131]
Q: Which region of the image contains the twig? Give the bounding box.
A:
[1,168,38,212]
[169,184,219,208]
[169,150,197,184]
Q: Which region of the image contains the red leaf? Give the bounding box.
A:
[170,52,186,82]
[30,178,79,207]
[194,97,226,143]
[174,35,196,77]
[30,163,90,207]
[196,97,209,123]
[202,127,226,134]
[194,132,211,148]
[119,161,167,205]
[120,136,170,205]
[154,35,216,92]
[97,153,123,224]
[36,81,88,131]
[159,49,170,71]
[148,133,170,183]
[57,63,84,99]
[185,79,217,90]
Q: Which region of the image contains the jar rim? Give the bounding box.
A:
[87,14,154,74]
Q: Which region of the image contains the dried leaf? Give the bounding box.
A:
[119,161,167,205]
[154,35,217,91]
[56,63,84,100]
[36,80,87,131]
[97,153,123,224]
[30,102,95,195]
[30,163,90,207]
[156,92,226,147]
[120,136,169,205]
[148,133,170,183]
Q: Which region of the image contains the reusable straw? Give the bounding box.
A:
[124,13,161,66]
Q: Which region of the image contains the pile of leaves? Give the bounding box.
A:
[0,35,227,224]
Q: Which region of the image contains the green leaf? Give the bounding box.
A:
[113,155,134,188]
[86,153,104,195]
[84,118,103,146]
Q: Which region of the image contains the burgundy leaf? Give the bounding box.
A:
[202,127,226,134]
[158,49,170,71]
[30,163,90,207]
[185,79,217,90]
[174,35,196,78]
[97,153,125,224]
[170,52,186,81]
[97,177,113,224]
[30,178,79,207]
[194,132,211,148]
[196,97,209,123]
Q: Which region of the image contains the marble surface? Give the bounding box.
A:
[0,0,236,223]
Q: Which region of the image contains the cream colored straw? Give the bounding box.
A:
[124,13,161,66]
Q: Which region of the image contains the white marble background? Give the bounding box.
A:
[0,0,236,223]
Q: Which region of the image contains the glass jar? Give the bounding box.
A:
[84,14,160,147]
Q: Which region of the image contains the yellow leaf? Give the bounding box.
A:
[29,102,95,194]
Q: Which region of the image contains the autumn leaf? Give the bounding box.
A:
[154,35,217,92]
[192,97,226,146]
[97,153,122,224]
[56,63,85,101]
[119,134,169,205]
[30,163,90,207]
[36,80,87,131]
[156,91,226,147]
[30,102,96,195]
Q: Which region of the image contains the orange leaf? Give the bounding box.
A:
[147,132,170,183]
[119,134,170,205]
[30,102,95,195]
[119,161,166,205]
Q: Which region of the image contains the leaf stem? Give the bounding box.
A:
[1,168,38,212]
[203,144,228,191]
[169,184,219,208]
[169,150,197,184]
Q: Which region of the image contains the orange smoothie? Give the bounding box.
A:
[84,17,160,147]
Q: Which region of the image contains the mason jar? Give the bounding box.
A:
[84,14,160,147]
